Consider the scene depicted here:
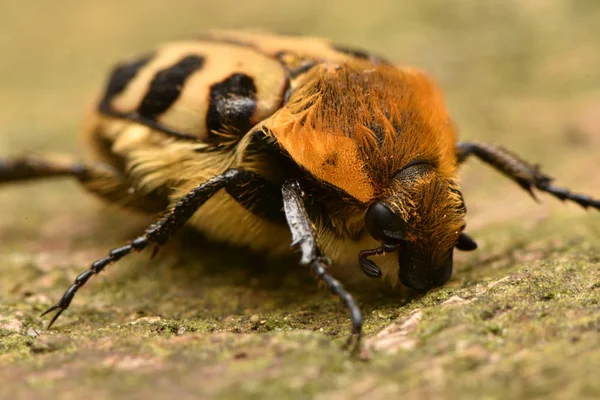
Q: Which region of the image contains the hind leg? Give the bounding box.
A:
[0,154,167,212]
[0,153,88,183]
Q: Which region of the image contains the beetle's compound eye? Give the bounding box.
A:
[365,202,408,244]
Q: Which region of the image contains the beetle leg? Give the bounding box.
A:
[456,142,600,211]
[41,168,245,328]
[0,154,88,183]
[281,180,363,353]
[0,154,168,212]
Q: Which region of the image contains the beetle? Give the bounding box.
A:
[1,31,598,348]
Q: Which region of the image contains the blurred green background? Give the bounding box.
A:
[1,1,599,399]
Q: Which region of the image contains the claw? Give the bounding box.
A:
[342,332,363,356]
[150,245,160,260]
[41,305,65,329]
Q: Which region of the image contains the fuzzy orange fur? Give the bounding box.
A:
[264,62,458,203]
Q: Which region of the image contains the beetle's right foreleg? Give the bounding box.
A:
[281,180,363,353]
[41,168,247,328]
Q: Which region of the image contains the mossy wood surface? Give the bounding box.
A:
[1,1,599,399]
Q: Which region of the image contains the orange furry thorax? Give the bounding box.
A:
[264,61,459,203]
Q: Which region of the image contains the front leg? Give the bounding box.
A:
[41,168,246,328]
[281,180,363,351]
[457,142,600,210]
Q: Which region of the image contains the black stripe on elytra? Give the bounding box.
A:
[98,102,200,141]
[137,55,205,120]
[101,53,154,105]
[206,73,257,137]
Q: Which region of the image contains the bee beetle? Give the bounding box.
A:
[2,31,598,348]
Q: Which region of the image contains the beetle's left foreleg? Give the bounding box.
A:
[42,168,248,328]
[281,180,363,352]
[457,142,600,210]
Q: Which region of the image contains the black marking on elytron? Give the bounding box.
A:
[206,73,258,138]
[137,55,205,120]
[101,53,154,105]
[332,44,392,65]
[98,102,200,141]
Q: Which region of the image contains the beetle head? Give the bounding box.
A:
[363,162,466,290]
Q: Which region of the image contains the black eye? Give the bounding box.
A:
[365,202,408,244]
